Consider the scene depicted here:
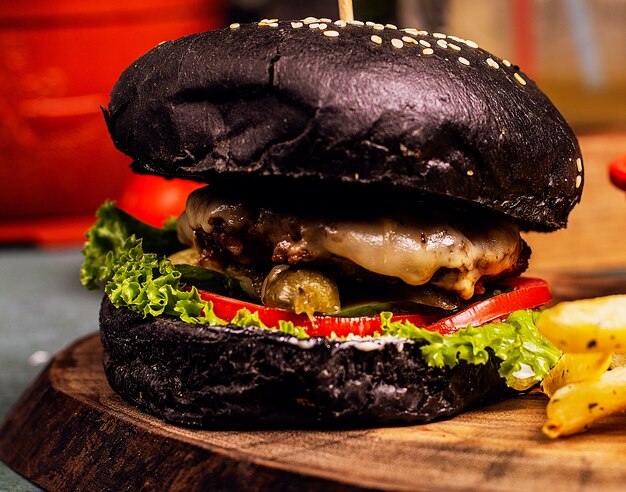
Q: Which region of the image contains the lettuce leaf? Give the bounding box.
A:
[101,234,219,324]
[81,202,246,299]
[80,201,181,290]
[379,309,561,390]
[175,263,250,300]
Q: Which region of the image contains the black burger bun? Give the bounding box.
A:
[105,20,583,231]
[100,297,510,428]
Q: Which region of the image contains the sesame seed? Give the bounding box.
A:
[320,17,331,23]
[458,57,470,65]
[502,59,512,67]
[486,58,499,69]
[229,22,240,29]
[576,157,583,172]
[258,19,278,27]
[417,30,429,36]
[318,23,328,30]
[448,43,461,51]
[348,20,365,26]
[419,40,431,47]
[448,35,464,43]
[303,16,318,24]
[437,39,448,48]
[467,170,474,176]
[334,20,347,27]
[465,39,479,48]
[391,38,404,48]
[386,23,398,29]
[514,72,527,85]
[402,36,418,44]
[370,34,383,45]
[422,48,434,55]
[309,23,320,29]
[576,175,582,188]
[291,21,303,28]
[366,21,375,26]
[373,23,385,30]
[324,30,339,37]
[402,28,419,35]
[433,32,446,38]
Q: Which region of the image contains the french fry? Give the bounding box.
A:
[537,295,626,353]
[543,366,626,438]
[611,353,626,369]
[541,352,613,397]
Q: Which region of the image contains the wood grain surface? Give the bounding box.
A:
[3,333,626,492]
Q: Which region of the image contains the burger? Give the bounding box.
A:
[81,17,583,428]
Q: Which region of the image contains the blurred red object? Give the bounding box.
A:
[118,175,204,228]
[609,153,626,192]
[0,0,223,244]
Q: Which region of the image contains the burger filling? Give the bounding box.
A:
[80,201,560,391]
[174,186,529,316]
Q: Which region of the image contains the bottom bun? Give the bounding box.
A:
[100,297,511,428]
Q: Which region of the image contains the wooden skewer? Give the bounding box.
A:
[338,0,354,21]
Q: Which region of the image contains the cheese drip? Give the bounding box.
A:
[179,188,523,299]
[321,219,521,299]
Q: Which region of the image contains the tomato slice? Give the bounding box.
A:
[197,277,551,337]
[196,290,437,337]
[609,153,626,192]
[427,277,551,335]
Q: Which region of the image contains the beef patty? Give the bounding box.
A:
[177,186,530,300]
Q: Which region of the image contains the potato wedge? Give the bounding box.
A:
[543,366,626,438]
[611,353,626,369]
[541,352,613,397]
[537,295,626,353]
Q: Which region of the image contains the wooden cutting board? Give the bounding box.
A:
[2,334,626,491]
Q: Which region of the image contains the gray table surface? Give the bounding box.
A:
[0,248,102,491]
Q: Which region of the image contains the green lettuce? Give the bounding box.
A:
[80,201,181,290]
[81,201,247,298]
[81,203,561,390]
[379,309,561,390]
[97,234,221,324]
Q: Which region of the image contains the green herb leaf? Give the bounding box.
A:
[380,309,561,390]
[80,202,181,289]
[335,303,405,317]
[175,263,249,300]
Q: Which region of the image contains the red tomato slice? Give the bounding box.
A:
[427,277,551,335]
[197,277,551,337]
[609,153,626,192]
[197,290,437,337]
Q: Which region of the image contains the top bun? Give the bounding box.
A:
[105,19,583,231]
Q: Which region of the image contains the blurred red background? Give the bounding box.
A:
[0,0,223,244]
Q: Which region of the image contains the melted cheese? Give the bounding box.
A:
[320,219,521,299]
[180,187,522,299]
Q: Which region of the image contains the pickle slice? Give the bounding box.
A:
[262,267,340,318]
